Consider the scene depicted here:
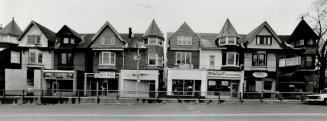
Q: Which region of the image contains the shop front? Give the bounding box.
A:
[43,70,76,96]
[166,69,206,98]
[119,70,158,98]
[85,71,118,97]
[244,71,276,98]
[206,71,243,98]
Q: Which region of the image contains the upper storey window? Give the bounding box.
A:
[177,36,192,45]
[219,36,237,45]
[27,35,41,45]
[294,39,315,47]
[101,36,115,45]
[62,38,75,44]
[145,38,163,46]
[256,36,272,45]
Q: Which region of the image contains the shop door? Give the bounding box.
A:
[98,82,108,96]
[52,82,59,95]
[149,80,155,98]
[194,80,201,98]
[231,83,238,97]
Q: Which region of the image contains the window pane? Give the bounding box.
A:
[181,53,186,64]
[177,36,183,45]
[259,53,265,66]
[70,38,75,44]
[111,37,115,45]
[300,39,304,46]
[222,53,226,65]
[11,51,20,64]
[306,56,313,67]
[252,54,258,66]
[30,52,36,63]
[149,53,157,65]
[38,52,42,64]
[110,52,115,65]
[176,52,181,64]
[68,53,72,64]
[220,37,226,45]
[149,38,157,45]
[236,54,239,65]
[307,39,314,45]
[227,53,235,65]
[103,52,110,64]
[158,55,163,65]
[186,37,192,45]
[186,53,191,64]
[61,53,67,64]
[210,55,215,66]
[63,38,69,44]
[27,35,36,44]
[228,37,235,44]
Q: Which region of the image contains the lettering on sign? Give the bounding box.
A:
[279,56,301,67]
[207,71,241,79]
[252,72,268,78]
[94,72,116,78]
[43,71,74,80]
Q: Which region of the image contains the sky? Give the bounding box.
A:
[0,0,316,35]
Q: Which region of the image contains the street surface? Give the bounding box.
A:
[0,103,326,121]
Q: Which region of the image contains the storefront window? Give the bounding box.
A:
[172,80,197,96]
[264,81,272,90]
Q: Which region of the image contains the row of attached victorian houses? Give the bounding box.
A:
[0,17,320,98]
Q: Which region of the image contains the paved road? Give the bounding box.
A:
[0,103,326,121]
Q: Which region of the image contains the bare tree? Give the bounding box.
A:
[305,0,327,91]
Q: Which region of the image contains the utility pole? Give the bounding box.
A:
[136,47,140,98]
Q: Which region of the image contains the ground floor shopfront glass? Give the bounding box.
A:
[172,80,201,97]
[46,79,74,96]
[90,79,118,97]
[122,80,155,98]
[207,80,239,97]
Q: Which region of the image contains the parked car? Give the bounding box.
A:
[305,89,327,104]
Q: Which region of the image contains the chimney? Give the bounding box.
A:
[129,27,134,38]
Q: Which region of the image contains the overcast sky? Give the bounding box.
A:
[0,0,316,35]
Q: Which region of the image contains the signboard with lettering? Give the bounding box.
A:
[94,72,116,78]
[252,72,268,78]
[207,71,241,79]
[43,70,74,80]
[279,56,301,67]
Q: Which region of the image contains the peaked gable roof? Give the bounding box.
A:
[217,19,239,38]
[288,19,318,43]
[18,21,56,45]
[143,19,164,39]
[0,18,22,37]
[56,25,83,44]
[169,22,201,41]
[91,21,125,44]
[240,21,282,45]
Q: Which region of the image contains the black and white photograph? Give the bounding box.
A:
[0,0,327,120]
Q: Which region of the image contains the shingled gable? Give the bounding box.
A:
[288,18,318,43]
[91,21,125,44]
[0,18,22,37]
[56,25,82,43]
[143,19,164,39]
[18,20,56,47]
[240,21,283,45]
[168,22,201,42]
[217,19,240,38]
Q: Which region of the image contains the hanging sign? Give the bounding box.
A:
[252,72,268,78]
[207,71,241,79]
[94,71,116,78]
[43,70,74,80]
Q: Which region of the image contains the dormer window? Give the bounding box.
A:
[27,35,41,45]
[101,36,115,45]
[177,36,192,45]
[256,36,272,45]
[307,39,314,46]
[62,38,75,44]
[219,36,237,45]
[145,38,162,46]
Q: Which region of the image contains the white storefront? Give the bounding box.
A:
[166,69,207,97]
[119,70,159,98]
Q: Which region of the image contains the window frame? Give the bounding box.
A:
[99,51,116,65]
[176,52,192,64]
[256,36,272,45]
[100,36,115,45]
[222,52,239,66]
[177,36,192,45]
[27,35,41,45]
[29,50,42,64]
[148,53,158,66]
[252,52,267,67]
[59,52,73,65]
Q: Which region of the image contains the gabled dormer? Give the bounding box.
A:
[0,18,22,45]
[288,18,318,48]
[240,21,283,50]
[168,22,201,50]
[18,21,56,48]
[89,21,126,49]
[216,19,240,46]
[56,25,82,46]
[143,19,164,46]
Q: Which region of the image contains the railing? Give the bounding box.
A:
[0,90,316,104]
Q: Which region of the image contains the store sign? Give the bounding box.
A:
[279,56,301,67]
[208,81,216,86]
[252,72,268,78]
[207,71,241,79]
[43,70,74,80]
[94,72,116,78]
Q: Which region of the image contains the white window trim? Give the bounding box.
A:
[175,52,192,64]
[177,36,192,45]
[148,53,158,66]
[29,50,42,64]
[99,51,116,65]
[252,51,267,67]
[220,36,237,45]
[100,36,115,45]
[224,52,239,66]
[11,51,20,64]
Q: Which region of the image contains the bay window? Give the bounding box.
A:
[145,38,162,46]
[176,52,192,64]
[99,51,116,65]
[148,53,162,66]
[219,36,237,45]
[222,52,239,66]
